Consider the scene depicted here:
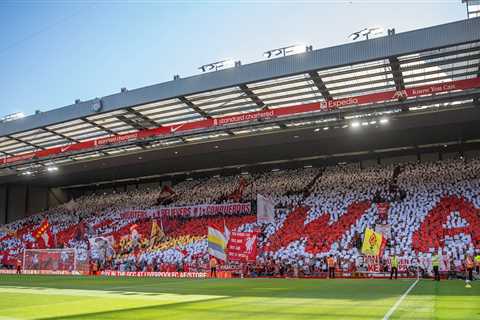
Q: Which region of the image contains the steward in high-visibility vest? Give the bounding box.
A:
[432,254,440,281]
[390,255,399,280]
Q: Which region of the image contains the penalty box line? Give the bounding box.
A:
[382,279,420,320]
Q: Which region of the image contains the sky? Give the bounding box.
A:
[0,0,468,118]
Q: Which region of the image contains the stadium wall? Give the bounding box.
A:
[0,184,53,224]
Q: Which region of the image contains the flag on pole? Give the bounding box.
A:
[361,227,383,256]
[208,226,228,261]
[257,194,275,223]
[31,219,54,248]
[149,220,165,247]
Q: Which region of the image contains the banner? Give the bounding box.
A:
[227,231,258,262]
[121,203,252,219]
[361,228,383,256]
[100,271,207,278]
[257,194,275,223]
[366,256,451,272]
[3,77,480,166]
[31,220,54,249]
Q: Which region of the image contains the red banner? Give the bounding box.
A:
[227,231,258,262]
[3,77,480,165]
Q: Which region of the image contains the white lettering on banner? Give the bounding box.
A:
[100,271,207,278]
[1,270,84,275]
[95,133,139,146]
[365,256,451,272]
[320,97,359,109]
[393,90,408,100]
[121,203,252,219]
[217,111,275,125]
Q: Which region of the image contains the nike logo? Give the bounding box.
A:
[61,145,71,152]
[170,123,185,133]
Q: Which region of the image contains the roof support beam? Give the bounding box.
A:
[42,128,79,143]
[239,84,265,108]
[0,150,13,157]
[179,96,210,118]
[6,135,45,150]
[179,96,234,136]
[82,118,117,136]
[308,71,333,100]
[389,57,405,91]
[116,115,148,131]
[126,107,159,128]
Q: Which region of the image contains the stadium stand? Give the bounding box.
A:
[1,157,479,277]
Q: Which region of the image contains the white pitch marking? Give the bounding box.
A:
[382,279,419,320]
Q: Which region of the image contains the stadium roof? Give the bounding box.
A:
[1,17,480,182]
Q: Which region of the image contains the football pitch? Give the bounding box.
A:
[0,276,478,320]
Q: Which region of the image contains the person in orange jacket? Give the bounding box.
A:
[327,255,336,279]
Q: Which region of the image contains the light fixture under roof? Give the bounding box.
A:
[46,166,58,172]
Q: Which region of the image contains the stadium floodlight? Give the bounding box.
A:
[314,128,321,132]
[323,127,329,130]
[241,172,249,175]
[379,118,389,124]
[348,26,385,41]
[199,59,239,72]
[369,120,377,125]
[263,44,312,59]
[351,121,360,128]
[361,121,369,126]
[22,170,33,176]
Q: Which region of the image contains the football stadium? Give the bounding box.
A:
[1,2,480,320]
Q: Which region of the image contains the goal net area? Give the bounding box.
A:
[22,248,89,274]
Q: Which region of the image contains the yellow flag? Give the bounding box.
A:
[361,228,383,256]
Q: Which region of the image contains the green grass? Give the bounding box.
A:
[0,276,478,319]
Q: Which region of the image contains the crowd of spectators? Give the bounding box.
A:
[0,157,479,277]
